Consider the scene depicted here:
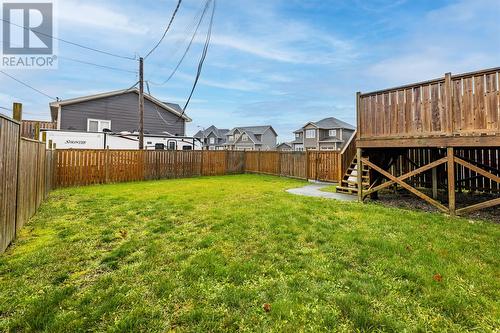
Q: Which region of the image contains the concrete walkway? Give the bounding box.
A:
[286,183,357,201]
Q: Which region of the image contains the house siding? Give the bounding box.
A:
[60,92,186,135]
[303,124,318,150]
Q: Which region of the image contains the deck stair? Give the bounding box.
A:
[336,157,370,195]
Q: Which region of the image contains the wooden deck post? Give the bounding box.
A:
[357,148,363,202]
[447,147,456,216]
[431,150,438,199]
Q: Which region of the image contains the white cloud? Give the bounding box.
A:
[366,0,500,86]
[58,0,149,35]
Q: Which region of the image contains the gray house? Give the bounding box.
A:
[49,89,191,136]
[193,125,229,150]
[224,126,277,151]
[292,117,355,151]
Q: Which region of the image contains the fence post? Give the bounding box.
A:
[305,150,309,180]
[337,153,342,182]
[13,102,22,236]
[34,122,40,141]
[225,150,229,175]
[278,151,282,176]
[104,147,109,184]
[258,151,261,173]
[200,150,204,176]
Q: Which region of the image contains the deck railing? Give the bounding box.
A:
[357,67,500,145]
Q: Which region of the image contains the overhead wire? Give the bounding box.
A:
[0,18,137,61]
[0,70,58,100]
[176,0,215,122]
[149,0,212,86]
[146,80,174,127]
[144,0,183,59]
[58,56,138,74]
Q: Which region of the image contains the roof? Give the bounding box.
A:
[228,125,277,137]
[310,117,355,130]
[49,88,191,122]
[194,125,230,139]
[291,138,303,144]
[277,142,293,148]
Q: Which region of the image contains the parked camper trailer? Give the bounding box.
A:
[42,130,202,150]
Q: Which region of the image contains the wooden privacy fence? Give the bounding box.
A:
[55,149,352,188]
[0,114,55,253]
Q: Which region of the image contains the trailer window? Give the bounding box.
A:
[87,119,111,132]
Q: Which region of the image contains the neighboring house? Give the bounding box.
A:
[276,142,293,151]
[193,125,229,150]
[293,117,355,151]
[49,88,191,136]
[224,126,277,151]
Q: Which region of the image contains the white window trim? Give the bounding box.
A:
[87,118,111,132]
[242,134,249,141]
[305,129,316,139]
[209,137,215,144]
[329,129,337,137]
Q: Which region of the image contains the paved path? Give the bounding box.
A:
[286,184,357,202]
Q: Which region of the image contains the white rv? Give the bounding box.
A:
[42,130,202,150]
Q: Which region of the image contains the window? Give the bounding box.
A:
[209,146,215,150]
[329,129,337,137]
[87,119,111,132]
[168,141,177,150]
[209,137,215,144]
[305,129,316,138]
[295,133,301,139]
[228,135,234,142]
[242,134,249,141]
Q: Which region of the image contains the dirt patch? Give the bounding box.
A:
[366,190,500,224]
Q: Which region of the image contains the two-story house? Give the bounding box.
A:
[224,126,277,151]
[49,88,191,136]
[292,117,355,151]
[193,125,229,150]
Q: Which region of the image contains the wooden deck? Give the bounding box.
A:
[355,67,499,216]
[357,67,499,148]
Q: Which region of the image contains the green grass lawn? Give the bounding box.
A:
[0,174,498,332]
[320,184,337,193]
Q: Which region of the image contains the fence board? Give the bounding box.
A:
[0,116,20,253]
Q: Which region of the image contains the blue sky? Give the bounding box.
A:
[0,0,499,141]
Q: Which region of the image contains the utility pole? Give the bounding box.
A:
[139,57,145,150]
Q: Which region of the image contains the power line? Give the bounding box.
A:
[0,70,58,100]
[0,39,138,75]
[0,106,12,112]
[177,0,215,121]
[0,18,137,61]
[149,0,212,86]
[144,0,183,59]
[59,56,138,74]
